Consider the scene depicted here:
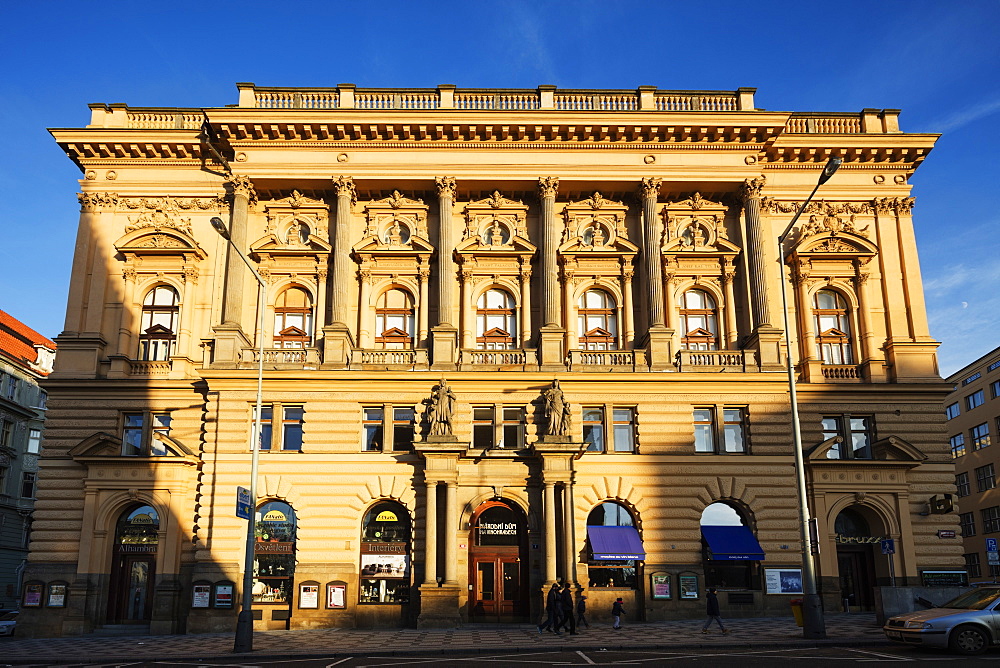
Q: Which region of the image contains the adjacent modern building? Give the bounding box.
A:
[946,345,1000,582]
[0,309,55,608]
[21,83,961,636]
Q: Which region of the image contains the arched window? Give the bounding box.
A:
[813,290,852,364]
[834,508,870,538]
[700,502,762,590]
[375,288,415,349]
[138,285,179,361]
[578,289,618,350]
[680,289,718,350]
[360,501,411,604]
[586,501,639,589]
[476,288,516,349]
[273,286,313,349]
[253,500,296,605]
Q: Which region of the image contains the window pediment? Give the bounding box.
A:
[69,431,194,459]
[480,327,512,338]
[115,228,207,260]
[818,328,849,338]
[582,327,615,338]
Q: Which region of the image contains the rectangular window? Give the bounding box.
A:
[945,403,960,420]
[822,415,874,460]
[122,411,171,456]
[150,413,171,456]
[950,434,966,458]
[256,404,303,451]
[37,391,47,409]
[0,418,13,449]
[4,374,16,401]
[964,553,981,579]
[122,413,145,455]
[990,359,1000,372]
[500,407,524,450]
[992,380,1000,400]
[21,471,36,499]
[976,464,996,493]
[694,408,715,453]
[982,506,1000,534]
[723,409,746,453]
[472,406,495,449]
[0,466,7,496]
[972,423,991,450]
[258,407,274,451]
[26,429,41,454]
[281,407,303,451]
[392,407,414,452]
[612,408,635,452]
[583,408,605,452]
[966,390,985,410]
[362,404,416,452]
[956,472,971,497]
[962,372,982,386]
[694,407,748,454]
[363,407,383,451]
[959,511,976,537]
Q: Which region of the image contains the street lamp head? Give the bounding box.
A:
[210,217,231,240]
[817,157,843,186]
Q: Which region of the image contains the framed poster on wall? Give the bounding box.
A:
[650,574,672,600]
[327,583,346,609]
[764,568,803,594]
[299,583,319,609]
[678,575,699,600]
[192,584,211,608]
[213,583,234,609]
[23,584,43,607]
[47,583,67,608]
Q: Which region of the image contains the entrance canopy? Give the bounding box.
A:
[587,526,645,560]
[702,525,765,561]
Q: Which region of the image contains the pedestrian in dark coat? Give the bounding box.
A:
[558,584,577,634]
[611,597,625,629]
[576,593,589,628]
[537,583,562,634]
[701,587,729,634]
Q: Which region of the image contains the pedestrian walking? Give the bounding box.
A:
[611,596,625,630]
[701,587,730,634]
[576,593,589,629]
[538,583,562,635]
[558,583,577,634]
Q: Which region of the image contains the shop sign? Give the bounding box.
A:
[921,570,968,587]
[937,530,956,539]
[262,510,287,522]
[834,534,888,545]
[255,541,294,554]
[361,542,407,554]
[120,544,157,553]
[130,513,156,524]
[478,522,518,536]
[375,510,398,522]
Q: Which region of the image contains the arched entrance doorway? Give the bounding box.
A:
[834,507,882,612]
[468,499,529,623]
[107,505,159,624]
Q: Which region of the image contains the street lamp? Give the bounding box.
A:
[775,157,841,639]
[211,216,266,653]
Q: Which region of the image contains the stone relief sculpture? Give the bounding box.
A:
[427,379,456,437]
[542,379,572,437]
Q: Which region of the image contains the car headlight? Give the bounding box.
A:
[904,621,932,629]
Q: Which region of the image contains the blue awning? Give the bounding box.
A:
[587,526,645,560]
[702,525,765,561]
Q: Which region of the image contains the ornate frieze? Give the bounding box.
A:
[560,192,629,249]
[78,192,119,212]
[661,192,735,254]
[461,191,531,249]
[873,196,915,215]
[362,191,429,245]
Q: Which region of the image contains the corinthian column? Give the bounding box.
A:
[222,174,255,326]
[740,175,770,328]
[538,177,566,370]
[331,176,356,326]
[431,177,459,370]
[638,177,664,328]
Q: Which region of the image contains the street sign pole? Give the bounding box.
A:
[881,538,896,587]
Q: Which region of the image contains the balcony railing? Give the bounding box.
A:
[355,349,429,369]
[127,360,172,377]
[821,364,862,381]
[674,349,747,372]
[567,349,637,370]
[459,349,537,369]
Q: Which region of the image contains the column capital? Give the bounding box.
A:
[537,176,559,199]
[740,174,767,202]
[637,177,662,199]
[435,176,457,198]
[225,174,257,204]
[333,175,357,204]
[78,191,118,213]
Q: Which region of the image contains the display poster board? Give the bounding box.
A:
[23,583,43,607]
[213,583,234,609]
[47,583,67,608]
[765,568,803,594]
[327,583,347,609]
[192,584,211,608]
[679,575,699,600]
[299,583,319,609]
[360,553,409,578]
[921,570,968,587]
[650,574,671,600]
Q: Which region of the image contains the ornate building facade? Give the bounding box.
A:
[23,84,959,636]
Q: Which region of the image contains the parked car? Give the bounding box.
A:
[883,585,1000,655]
[0,611,17,637]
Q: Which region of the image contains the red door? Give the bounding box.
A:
[471,555,524,622]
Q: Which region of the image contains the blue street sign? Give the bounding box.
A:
[987,538,998,552]
[881,538,895,555]
[236,486,252,520]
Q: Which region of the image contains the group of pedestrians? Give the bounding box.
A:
[538,585,730,635]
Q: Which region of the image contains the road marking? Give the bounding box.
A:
[326,659,353,667]
[846,648,914,661]
[575,650,596,665]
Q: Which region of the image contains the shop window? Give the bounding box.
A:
[950,434,966,458]
[578,289,618,350]
[966,390,985,411]
[255,404,304,451]
[959,512,976,537]
[945,402,960,420]
[273,286,314,348]
[964,553,981,579]
[253,500,296,605]
[680,289,719,350]
[972,423,991,450]
[476,288,517,349]
[375,288,415,350]
[360,405,414,452]
[138,285,179,361]
[700,502,762,590]
[585,501,639,589]
[976,464,996,492]
[822,415,873,460]
[121,411,172,456]
[956,472,970,497]
[813,289,852,364]
[360,501,411,604]
[694,407,747,454]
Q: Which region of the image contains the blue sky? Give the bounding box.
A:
[1,1,998,376]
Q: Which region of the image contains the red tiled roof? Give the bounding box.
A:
[0,309,57,375]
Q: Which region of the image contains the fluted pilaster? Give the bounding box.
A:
[331,176,356,326]
[435,177,457,326]
[638,177,664,328]
[222,175,255,326]
[740,175,770,329]
[538,177,560,327]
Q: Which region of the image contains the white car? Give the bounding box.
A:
[883,586,1000,655]
[0,610,17,636]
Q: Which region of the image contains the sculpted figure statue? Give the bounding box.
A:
[428,378,456,437]
[543,379,572,437]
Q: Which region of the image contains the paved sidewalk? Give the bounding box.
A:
[0,614,889,665]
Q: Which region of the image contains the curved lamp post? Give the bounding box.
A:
[211,216,266,653]
[775,157,841,639]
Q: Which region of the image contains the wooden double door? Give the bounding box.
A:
[107,553,156,623]
[837,546,876,611]
[469,550,528,622]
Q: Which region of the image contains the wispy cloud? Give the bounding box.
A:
[925,96,1000,134]
[507,0,558,82]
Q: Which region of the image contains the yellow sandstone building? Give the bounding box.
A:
[23,84,961,636]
